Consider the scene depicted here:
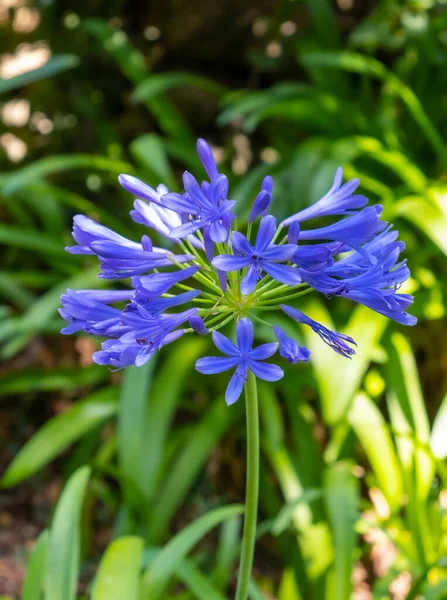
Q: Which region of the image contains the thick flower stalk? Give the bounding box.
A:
[60,139,415,599]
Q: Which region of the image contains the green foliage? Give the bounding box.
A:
[1,1,446,599]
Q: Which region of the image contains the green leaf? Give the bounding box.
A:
[129,134,176,190]
[395,193,447,257]
[348,392,403,512]
[0,226,64,256]
[213,517,240,592]
[131,73,226,103]
[300,51,445,157]
[141,504,244,600]
[21,529,48,600]
[137,338,207,501]
[148,396,239,543]
[278,568,302,600]
[0,55,79,95]
[0,365,107,396]
[1,155,133,196]
[1,267,102,358]
[118,362,153,495]
[430,392,447,459]
[303,301,388,424]
[2,388,117,488]
[175,559,227,600]
[45,466,91,600]
[92,536,144,600]
[324,462,359,600]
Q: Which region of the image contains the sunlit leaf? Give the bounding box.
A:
[92,536,144,600]
[45,466,91,600]
[0,55,79,95]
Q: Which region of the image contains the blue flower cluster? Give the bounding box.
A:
[60,139,416,404]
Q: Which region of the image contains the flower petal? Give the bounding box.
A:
[212,255,251,271]
[261,262,302,286]
[248,360,284,381]
[240,265,259,295]
[261,244,297,262]
[195,356,240,374]
[236,318,254,353]
[162,193,194,214]
[255,215,277,252]
[197,138,218,179]
[210,219,228,243]
[118,174,163,204]
[212,331,240,356]
[232,232,253,256]
[225,363,247,405]
[249,342,278,360]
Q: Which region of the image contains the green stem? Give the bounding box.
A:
[235,371,259,600]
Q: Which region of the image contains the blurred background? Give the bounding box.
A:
[1,0,447,599]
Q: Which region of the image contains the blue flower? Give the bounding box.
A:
[248,176,273,223]
[66,215,142,256]
[281,168,367,226]
[94,308,196,369]
[212,215,302,295]
[162,172,236,243]
[60,139,416,388]
[273,326,310,363]
[281,305,357,358]
[196,318,283,405]
[59,289,133,336]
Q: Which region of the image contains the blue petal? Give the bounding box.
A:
[170,221,203,239]
[196,356,240,374]
[240,265,259,295]
[197,138,219,179]
[249,342,278,360]
[212,331,240,356]
[261,262,302,286]
[162,193,195,213]
[212,255,251,271]
[236,318,254,353]
[225,363,247,405]
[249,190,271,223]
[189,315,209,335]
[248,360,284,382]
[254,215,277,252]
[261,244,297,262]
[232,232,253,256]
[210,219,228,243]
[273,326,310,363]
[118,174,163,204]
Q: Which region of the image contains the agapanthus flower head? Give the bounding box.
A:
[60,138,416,402]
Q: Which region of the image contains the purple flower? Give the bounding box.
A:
[94,308,196,369]
[91,235,194,279]
[212,216,301,295]
[197,138,219,180]
[59,289,133,336]
[162,172,236,243]
[281,305,357,358]
[273,326,310,363]
[298,206,386,249]
[61,141,416,384]
[281,168,367,226]
[196,318,283,405]
[124,180,203,249]
[248,176,273,222]
[138,265,200,295]
[66,215,142,256]
[189,315,209,335]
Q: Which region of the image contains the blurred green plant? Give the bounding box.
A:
[1,1,447,598]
